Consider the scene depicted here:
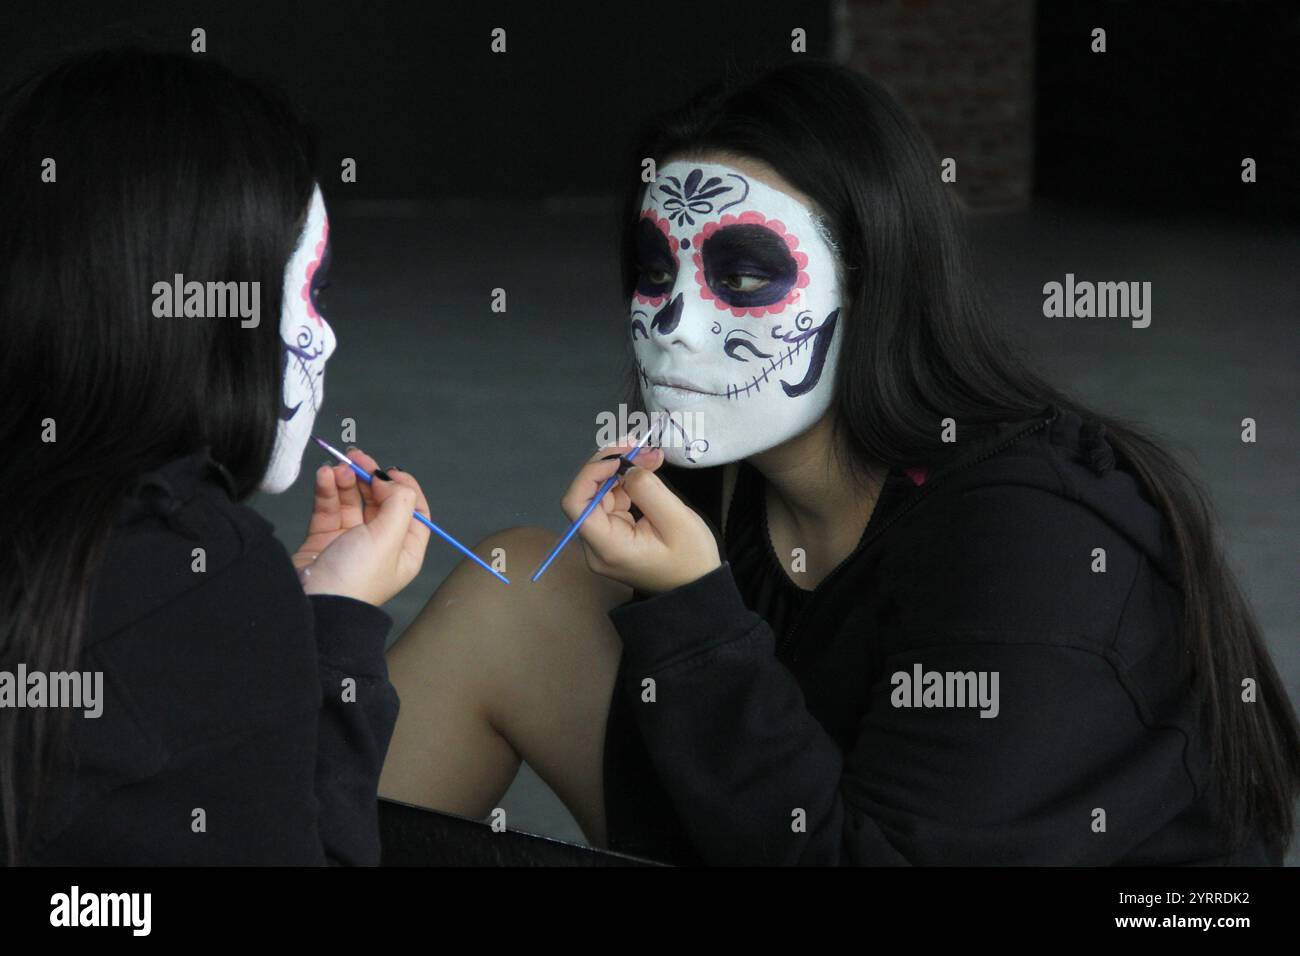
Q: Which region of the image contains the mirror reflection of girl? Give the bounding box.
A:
[383,61,1299,865]
[0,49,430,864]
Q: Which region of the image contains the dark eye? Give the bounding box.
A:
[720,274,770,293]
[310,240,333,315]
[701,224,798,309]
[311,281,330,314]
[634,218,676,299]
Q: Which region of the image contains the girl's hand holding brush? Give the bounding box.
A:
[292,447,431,606]
[559,439,720,594]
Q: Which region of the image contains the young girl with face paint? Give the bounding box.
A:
[383,61,1298,866]
[0,49,429,864]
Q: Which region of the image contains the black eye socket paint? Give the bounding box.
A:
[634,217,676,299]
[701,224,798,308]
[310,238,333,316]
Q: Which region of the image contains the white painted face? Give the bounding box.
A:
[631,159,842,467]
[261,185,338,493]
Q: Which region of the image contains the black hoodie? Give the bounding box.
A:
[602,405,1279,865]
[22,451,399,865]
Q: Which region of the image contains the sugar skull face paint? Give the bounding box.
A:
[261,185,338,493]
[630,159,842,467]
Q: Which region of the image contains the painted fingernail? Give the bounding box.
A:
[600,453,621,461]
[374,469,393,482]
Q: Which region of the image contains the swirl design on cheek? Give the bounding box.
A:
[723,328,774,362]
[771,310,817,341]
[279,325,327,421]
[630,309,650,341]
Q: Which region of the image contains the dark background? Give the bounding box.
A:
[4,0,1295,860]
[4,0,1295,213]
[1035,0,1299,217]
[1,0,835,201]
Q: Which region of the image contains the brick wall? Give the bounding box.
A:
[839,0,1035,210]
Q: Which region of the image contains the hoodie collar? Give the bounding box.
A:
[117,448,238,528]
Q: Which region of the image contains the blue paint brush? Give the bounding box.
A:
[312,436,509,585]
[530,424,660,583]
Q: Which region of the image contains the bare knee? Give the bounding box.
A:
[386,524,626,840]
[478,525,562,587]
[465,524,629,671]
[393,524,628,689]
[395,526,554,647]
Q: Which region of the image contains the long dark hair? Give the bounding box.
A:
[619,60,1299,856]
[0,48,318,863]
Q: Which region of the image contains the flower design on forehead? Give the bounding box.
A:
[656,168,749,226]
